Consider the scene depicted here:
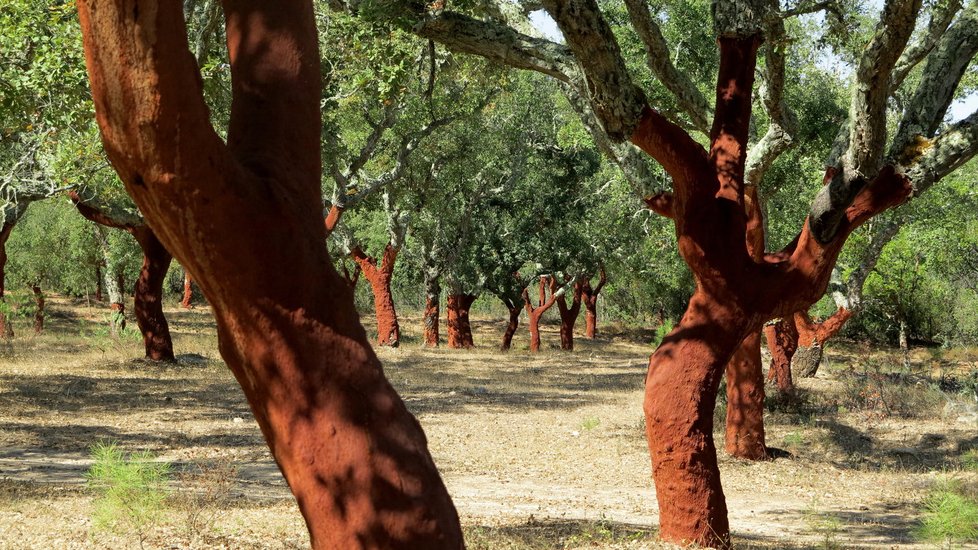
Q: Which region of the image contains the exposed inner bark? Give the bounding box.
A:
[75,0,463,546]
[31,284,44,334]
[522,281,561,353]
[351,244,401,347]
[423,277,440,348]
[181,270,194,309]
[556,278,583,350]
[764,318,798,397]
[0,222,14,339]
[724,332,767,460]
[790,308,852,378]
[581,268,606,339]
[131,227,176,362]
[500,300,522,351]
[446,293,476,349]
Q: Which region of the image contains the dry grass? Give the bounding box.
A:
[1,295,977,548]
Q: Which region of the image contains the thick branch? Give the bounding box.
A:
[623,0,711,133]
[541,0,649,141]
[710,36,762,204]
[903,110,978,193]
[68,190,144,230]
[889,0,963,91]
[891,3,978,156]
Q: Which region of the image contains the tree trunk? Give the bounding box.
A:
[103,263,126,337]
[0,222,14,339]
[645,291,741,549]
[724,332,767,459]
[352,244,400,347]
[181,270,194,309]
[446,293,476,349]
[132,227,175,362]
[581,268,606,339]
[77,0,463,546]
[95,263,104,302]
[899,318,911,370]
[31,285,44,334]
[423,277,440,347]
[500,302,521,351]
[763,318,797,397]
[791,308,852,378]
[556,280,583,351]
[523,285,560,353]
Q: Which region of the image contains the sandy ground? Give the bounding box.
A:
[1,296,977,549]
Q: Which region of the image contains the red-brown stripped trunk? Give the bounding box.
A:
[132,227,175,362]
[351,244,401,347]
[764,318,798,396]
[556,279,584,351]
[76,0,463,546]
[31,284,44,334]
[790,307,853,378]
[581,268,606,339]
[500,302,521,351]
[181,270,194,309]
[423,278,440,347]
[446,293,476,349]
[0,222,14,339]
[523,284,559,353]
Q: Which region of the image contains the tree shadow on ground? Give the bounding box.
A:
[752,499,922,548]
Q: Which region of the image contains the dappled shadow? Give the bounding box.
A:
[750,500,921,548]
[464,517,658,549]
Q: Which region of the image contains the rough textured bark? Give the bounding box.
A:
[31,284,44,334]
[500,300,522,351]
[131,227,175,362]
[95,264,104,302]
[75,0,462,546]
[181,270,194,309]
[446,293,476,349]
[581,268,606,339]
[763,318,797,396]
[0,221,14,339]
[522,283,562,353]
[351,244,401,347]
[724,332,767,459]
[556,278,583,351]
[791,308,853,378]
[423,277,440,348]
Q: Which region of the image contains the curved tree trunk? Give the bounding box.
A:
[0,221,14,339]
[181,270,194,309]
[132,227,175,362]
[581,268,606,339]
[556,279,583,351]
[352,244,401,347]
[76,1,463,547]
[523,284,560,353]
[423,277,440,348]
[791,308,852,378]
[31,284,44,334]
[103,260,126,337]
[446,293,476,348]
[724,332,767,459]
[764,318,798,397]
[499,301,521,351]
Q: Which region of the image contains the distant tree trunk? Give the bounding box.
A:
[339,261,361,290]
[131,227,175,362]
[581,267,606,339]
[522,282,561,353]
[556,278,584,351]
[500,299,522,351]
[899,318,911,370]
[763,318,797,397]
[95,263,104,302]
[423,276,440,347]
[446,293,476,348]
[790,308,852,378]
[0,221,15,339]
[31,284,44,334]
[351,244,400,347]
[103,264,126,337]
[181,270,194,309]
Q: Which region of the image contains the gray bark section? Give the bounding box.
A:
[889,0,963,91]
[891,3,978,157]
[541,0,649,142]
[904,110,978,193]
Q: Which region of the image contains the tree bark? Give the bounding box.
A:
[581,268,606,339]
[500,301,521,351]
[351,244,401,347]
[131,227,175,362]
[181,270,194,309]
[95,263,104,302]
[0,221,15,339]
[31,284,44,334]
[791,307,852,378]
[423,277,440,348]
[446,293,476,349]
[523,284,560,353]
[763,318,798,397]
[76,0,462,546]
[556,279,583,351]
[724,332,767,460]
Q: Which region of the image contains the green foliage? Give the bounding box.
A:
[86,441,171,547]
[804,499,845,550]
[651,318,674,348]
[916,478,978,546]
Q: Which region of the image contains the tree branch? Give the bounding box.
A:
[889,0,963,92]
[710,35,762,204]
[68,190,144,230]
[903,110,978,193]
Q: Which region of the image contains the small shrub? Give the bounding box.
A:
[173,456,237,545]
[916,479,978,545]
[783,432,805,451]
[580,416,600,431]
[961,450,978,472]
[86,441,171,548]
[804,499,844,550]
[650,319,674,348]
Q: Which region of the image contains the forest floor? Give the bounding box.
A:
[1,296,978,549]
